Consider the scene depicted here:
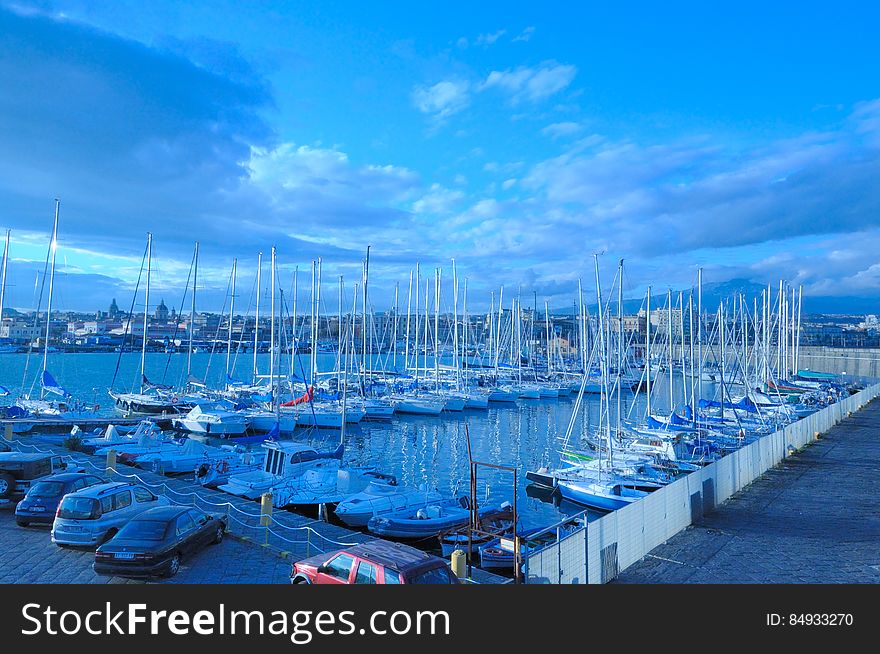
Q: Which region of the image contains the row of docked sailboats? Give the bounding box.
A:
[526,258,855,513]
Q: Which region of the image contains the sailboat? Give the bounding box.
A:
[109,235,195,416]
[16,200,101,422]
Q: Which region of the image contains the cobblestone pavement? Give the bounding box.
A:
[614,400,880,583]
[0,511,293,584]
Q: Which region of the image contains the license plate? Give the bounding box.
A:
[30,506,46,512]
[63,525,83,533]
[115,553,136,560]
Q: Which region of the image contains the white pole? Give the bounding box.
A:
[226,257,236,381]
[253,252,262,381]
[187,242,199,378]
[140,233,152,393]
[41,199,60,383]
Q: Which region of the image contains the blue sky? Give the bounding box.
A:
[1,1,879,314]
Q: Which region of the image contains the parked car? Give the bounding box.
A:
[0,452,82,507]
[51,481,170,547]
[290,540,461,584]
[15,472,106,526]
[94,506,227,578]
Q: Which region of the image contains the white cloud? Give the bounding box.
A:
[475,29,507,47]
[481,61,577,104]
[512,27,536,43]
[412,183,464,215]
[541,121,584,139]
[411,79,470,119]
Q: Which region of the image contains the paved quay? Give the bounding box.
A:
[614,398,880,584]
[0,511,292,584]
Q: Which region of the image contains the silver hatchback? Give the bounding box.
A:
[51,482,170,546]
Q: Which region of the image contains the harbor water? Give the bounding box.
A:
[0,351,706,529]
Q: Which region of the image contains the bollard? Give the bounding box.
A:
[451,549,466,579]
[4,423,12,441]
[260,492,273,545]
[106,449,117,472]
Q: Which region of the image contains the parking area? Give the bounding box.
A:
[0,509,292,584]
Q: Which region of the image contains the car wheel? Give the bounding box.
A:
[212,526,224,544]
[15,519,29,527]
[165,553,181,578]
[101,529,117,544]
[0,472,14,499]
[291,575,311,584]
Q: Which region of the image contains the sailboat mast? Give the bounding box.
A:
[463,278,469,387]
[544,300,551,376]
[362,246,370,382]
[617,260,624,436]
[593,254,610,470]
[41,199,60,383]
[253,252,262,381]
[646,285,652,418]
[187,242,199,378]
[495,286,504,373]
[452,259,459,389]
[434,267,440,391]
[667,289,673,413]
[226,258,237,380]
[314,258,322,389]
[404,270,412,375]
[423,276,429,386]
[697,268,703,406]
[269,246,276,393]
[291,265,298,381]
[140,233,152,394]
[0,229,9,338]
[393,281,399,372]
[414,263,420,384]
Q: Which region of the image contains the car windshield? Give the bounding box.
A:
[117,520,168,541]
[58,496,100,520]
[409,565,456,584]
[28,481,65,497]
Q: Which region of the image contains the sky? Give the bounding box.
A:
[0,1,879,315]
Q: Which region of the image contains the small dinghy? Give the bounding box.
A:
[367,499,502,540]
[334,479,444,527]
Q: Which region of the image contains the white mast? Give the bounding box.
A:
[434,267,441,391]
[187,242,199,378]
[452,259,460,390]
[393,281,399,372]
[41,199,60,384]
[617,260,624,436]
[269,246,276,394]
[253,252,262,382]
[337,275,343,389]
[225,257,237,381]
[414,263,420,385]
[545,299,552,376]
[593,254,610,470]
[404,270,413,375]
[362,246,370,383]
[495,286,504,373]
[646,285,652,419]
[140,233,152,394]
[667,288,673,413]
[423,275,429,386]
[463,277,469,388]
[0,229,9,340]
[697,268,703,405]
[291,265,298,384]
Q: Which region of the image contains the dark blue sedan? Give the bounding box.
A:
[14,472,106,526]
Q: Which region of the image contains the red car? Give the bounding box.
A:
[290,540,460,584]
